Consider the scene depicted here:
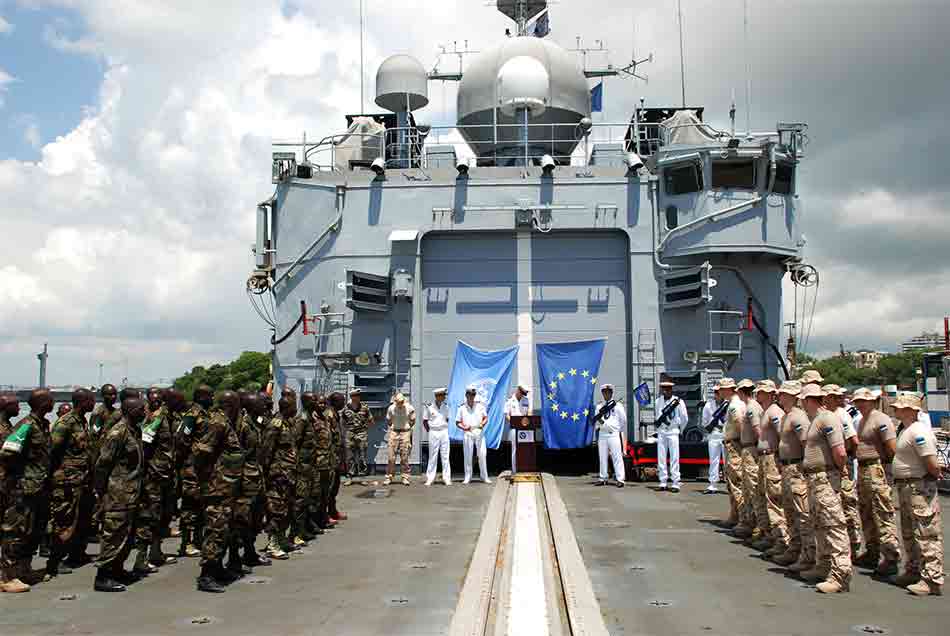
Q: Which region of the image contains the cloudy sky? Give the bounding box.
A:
[0,0,947,387]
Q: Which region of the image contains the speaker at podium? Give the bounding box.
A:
[510,415,541,474]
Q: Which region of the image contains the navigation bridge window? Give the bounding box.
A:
[711,159,757,190]
[767,161,795,195]
[664,163,703,196]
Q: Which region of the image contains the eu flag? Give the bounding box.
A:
[536,339,606,449]
[634,382,652,407]
[590,82,603,113]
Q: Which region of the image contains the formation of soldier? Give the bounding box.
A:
[708,371,944,597]
[0,383,358,595]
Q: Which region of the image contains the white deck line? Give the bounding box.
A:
[507,482,550,636]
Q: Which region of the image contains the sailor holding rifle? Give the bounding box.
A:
[702,383,728,494]
[593,384,626,487]
[655,379,688,493]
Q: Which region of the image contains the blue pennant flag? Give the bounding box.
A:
[446,341,519,449]
[590,82,603,113]
[634,382,652,407]
[536,339,606,449]
[531,9,550,38]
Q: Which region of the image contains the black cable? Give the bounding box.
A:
[271,300,307,346]
[750,311,791,380]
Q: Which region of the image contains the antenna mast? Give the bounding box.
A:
[743,0,752,134]
[360,0,365,113]
[677,0,686,107]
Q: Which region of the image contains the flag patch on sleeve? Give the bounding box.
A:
[878,424,888,432]
[822,426,834,435]
[915,436,926,446]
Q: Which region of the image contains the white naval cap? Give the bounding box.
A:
[465,384,478,394]
[601,383,615,391]
[433,387,447,395]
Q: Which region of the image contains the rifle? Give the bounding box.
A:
[592,400,617,427]
[705,401,729,433]
[654,396,682,429]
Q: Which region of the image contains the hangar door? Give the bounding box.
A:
[420,231,630,404]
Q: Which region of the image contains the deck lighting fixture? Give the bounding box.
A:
[541,154,556,176]
[371,157,386,177]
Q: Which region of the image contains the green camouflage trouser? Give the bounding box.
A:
[97,509,136,568]
[265,477,293,537]
[293,469,316,536]
[1,492,39,567]
[347,430,369,476]
[135,480,172,547]
[200,500,233,566]
[50,484,94,557]
[179,469,202,535]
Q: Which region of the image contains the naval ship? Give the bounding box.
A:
[248,0,813,464]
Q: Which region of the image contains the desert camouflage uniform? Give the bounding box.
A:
[341,402,373,476]
[49,410,94,562]
[805,410,851,588]
[176,403,208,547]
[93,416,143,570]
[1,413,51,578]
[779,407,814,566]
[897,479,944,587]
[293,410,319,537]
[136,405,177,552]
[856,409,900,564]
[195,408,245,566]
[738,399,765,534]
[723,395,745,524]
[837,413,863,550]
[262,414,297,544]
[758,403,788,549]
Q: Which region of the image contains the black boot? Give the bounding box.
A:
[226,540,250,577]
[242,532,271,567]
[196,564,225,593]
[46,552,72,578]
[94,567,126,593]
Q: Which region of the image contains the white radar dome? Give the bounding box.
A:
[497,55,549,117]
[375,54,429,112]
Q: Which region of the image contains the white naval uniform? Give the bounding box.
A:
[702,400,724,491]
[655,394,688,488]
[595,401,626,482]
[457,402,489,483]
[505,394,530,474]
[424,401,452,485]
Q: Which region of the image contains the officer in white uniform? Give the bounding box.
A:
[456,385,490,484]
[504,385,530,474]
[594,383,626,487]
[702,384,724,493]
[655,379,688,492]
[423,388,452,486]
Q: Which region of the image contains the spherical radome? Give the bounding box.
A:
[497,55,550,117]
[375,54,429,112]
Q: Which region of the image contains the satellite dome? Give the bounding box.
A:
[375,54,429,112]
[457,37,589,164]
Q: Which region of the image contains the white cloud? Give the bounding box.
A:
[0,16,12,34]
[0,68,15,107]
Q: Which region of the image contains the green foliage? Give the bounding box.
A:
[798,349,939,389]
[174,351,271,400]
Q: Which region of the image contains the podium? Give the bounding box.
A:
[511,415,541,473]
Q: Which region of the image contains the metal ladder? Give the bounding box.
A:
[635,328,661,441]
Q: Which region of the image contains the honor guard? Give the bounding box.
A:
[702,384,725,494]
[384,394,415,486]
[823,384,863,558]
[734,379,764,539]
[594,383,626,487]
[800,384,852,594]
[719,378,745,527]
[423,388,452,486]
[655,379,687,492]
[891,393,943,596]
[457,385,490,485]
[504,385,530,475]
[755,380,789,556]
[774,381,816,571]
[850,387,900,576]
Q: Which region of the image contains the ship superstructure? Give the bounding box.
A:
[248,0,813,463]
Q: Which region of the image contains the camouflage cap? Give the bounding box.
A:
[800,369,824,384]
[820,384,845,396]
[799,384,826,400]
[892,392,922,411]
[851,387,876,402]
[777,380,802,396]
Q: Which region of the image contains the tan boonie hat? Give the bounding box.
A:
[393,392,406,404]
[820,384,844,396]
[778,380,802,396]
[892,392,922,411]
[851,387,876,402]
[755,379,777,393]
[800,369,824,384]
[737,379,756,390]
[799,384,825,400]
[718,377,737,389]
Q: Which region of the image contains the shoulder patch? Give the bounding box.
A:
[178,415,195,436]
[822,425,834,436]
[915,436,926,446]
[878,424,889,432]
[770,416,780,425]
[142,417,161,444]
[1,422,31,453]
[793,422,803,431]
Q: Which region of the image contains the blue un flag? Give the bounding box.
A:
[536,339,606,449]
[634,382,652,407]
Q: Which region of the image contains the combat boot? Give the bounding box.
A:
[731,525,753,539]
[93,567,126,593]
[853,551,879,568]
[0,565,30,593]
[907,580,942,596]
[773,551,799,566]
[149,537,177,567]
[875,560,899,577]
[265,534,289,560]
[765,542,787,558]
[800,567,830,583]
[243,533,271,567]
[750,537,773,552]
[132,548,157,577]
[816,579,849,594]
[891,571,921,587]
[383,476,392,486]
[226,541,250,577]
[787,558,814,573]
[196,564,225,593]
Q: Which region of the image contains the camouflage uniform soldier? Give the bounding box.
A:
[194,391,245,593]
[754,380,788,556]
[718,378,743,527]
[327,393,349,523]
[262,396,298,560]
[47,388,96,577]
[1,390,53,593]
[229,393,270,571]
[823,384,863,557]
[851,388,900,575]
[733,379,764,539]
[292,393,321,546]
[773,382,816,571]
[311,400,334,532]
[341,389,374,480]
[132,389,183,576]
[0,393,30,593]
[92,398,145,593]
[176,386,213,557]
[891,393,943,596]
[800,384,852,594]
[89,385,121,460]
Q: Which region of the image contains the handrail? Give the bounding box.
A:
[655,196,763,255]
[272,206,344,289]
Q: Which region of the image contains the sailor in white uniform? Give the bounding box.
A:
[456,384,490,484]
[655,379,688,492]
[423,387,452,486]
[702,384,724,494]
[594,383,626,487]
[504,385,530,474]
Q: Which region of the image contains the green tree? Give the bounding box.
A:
[173,351,271,399]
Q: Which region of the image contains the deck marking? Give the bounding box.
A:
[508,482,550,636]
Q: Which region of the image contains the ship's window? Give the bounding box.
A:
[665,205,679,229]
[665,288,701,304]
[346,270,391,312]
[665,271,702,288]
[664,163,703,195]
[767,162,794,195]
[711,159,756,190]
